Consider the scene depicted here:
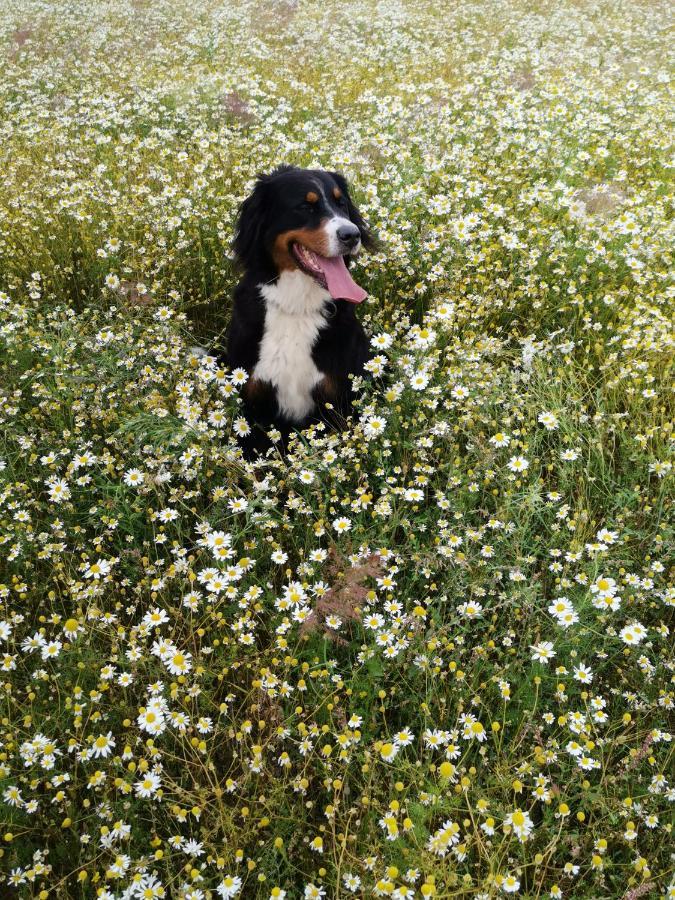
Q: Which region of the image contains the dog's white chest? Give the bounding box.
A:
[254,271,330,422]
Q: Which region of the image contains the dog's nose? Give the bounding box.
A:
[337,224,360,248]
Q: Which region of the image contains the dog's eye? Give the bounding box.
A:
[299,200,317,212]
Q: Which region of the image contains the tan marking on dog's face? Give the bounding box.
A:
[272,224,331,272]
[332,186,342,200]
[306,190,319,203]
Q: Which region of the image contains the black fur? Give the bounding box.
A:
[225,166,376,457]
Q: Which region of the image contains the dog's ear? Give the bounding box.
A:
[232,176,269,270]
[331,171,378,251]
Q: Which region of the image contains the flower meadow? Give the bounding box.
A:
[0,0,673,896]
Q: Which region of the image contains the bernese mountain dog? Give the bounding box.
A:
[226,164,376,456]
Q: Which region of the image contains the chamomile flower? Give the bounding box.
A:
[332,517,352,534]
[504,808,533,842]
[507,455,529,473]
[530,641,556,663]
[135,771,161,798]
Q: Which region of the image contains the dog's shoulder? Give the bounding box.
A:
[227,275,266,371]
[231,274,266,323]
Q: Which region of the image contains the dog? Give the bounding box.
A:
[226,165,376,455]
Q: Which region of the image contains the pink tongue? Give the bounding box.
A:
[316,255,368,303]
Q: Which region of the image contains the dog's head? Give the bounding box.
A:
[232,165,376,303]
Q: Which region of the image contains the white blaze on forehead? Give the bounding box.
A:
[323,215,361,256]
[254,270,330,422]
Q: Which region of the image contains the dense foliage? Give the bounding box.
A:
[0,1,672,897]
